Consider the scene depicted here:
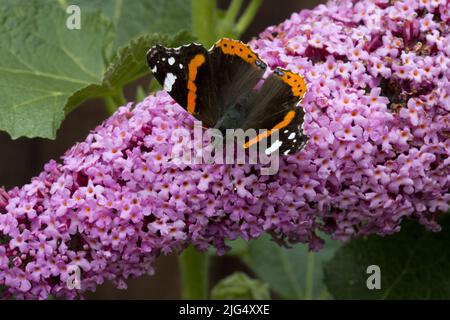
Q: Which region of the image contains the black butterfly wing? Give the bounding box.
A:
[242,67,308,156]
[207,38,267,116]
[147,39,267,128]
[147,43,218,126]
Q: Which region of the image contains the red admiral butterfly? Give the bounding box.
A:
[147,38,308,156]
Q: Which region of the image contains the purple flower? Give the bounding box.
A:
[0,0,449,299]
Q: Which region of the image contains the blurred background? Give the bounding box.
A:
[0,0,325,299]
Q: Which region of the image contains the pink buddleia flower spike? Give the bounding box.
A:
[0,0,449,299]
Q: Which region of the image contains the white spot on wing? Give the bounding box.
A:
[168,57,175,65]
[288,132,295,140]
[179,64,184,69]
[151,65,157,73]
[265,140,282,155]
[284,149,290,155]
[163,73,177,92]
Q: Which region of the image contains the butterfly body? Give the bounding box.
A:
[147,38,308,156]
[213,92,254,133]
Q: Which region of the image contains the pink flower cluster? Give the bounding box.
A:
[0,0,449,299]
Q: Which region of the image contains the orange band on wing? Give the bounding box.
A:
[187,54,206,114]
[215,38,258,64]
[277,69,307,98]
[243,110,296,148]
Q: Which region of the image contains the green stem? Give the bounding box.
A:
[179,246,209,300]
[223,0,244,24]
[103,89,127,115]
[235,0,263,36]
[112,89,127,105]
[216,0,244,39]
[304,251,315,300]
[191,0,218,47]
[149,77,161,93]
[57,0,68,9]
[113,0,123,26]
[317,290,331,300]
[104,96,118,115]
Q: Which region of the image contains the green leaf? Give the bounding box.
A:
[224,238,249,257]
[72,0,192,50]
[191,0,218,47]
[149,78,162,93]
[324,217,450,299]
[0,1,114,139]
[0,1,195,139]
[102,31,195,90]
[65,84,110,114]
[135,86,147,103]
[241,234,340,300]
[211,272,270,300]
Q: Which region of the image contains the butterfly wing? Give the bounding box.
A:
[242,67,308,156]
[147,43,218,126]
[207,38,267,117]
[147,39,267,128]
